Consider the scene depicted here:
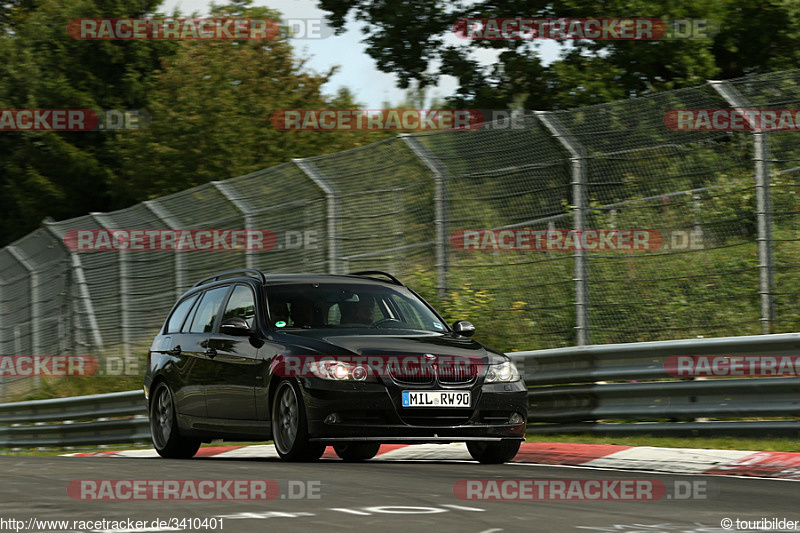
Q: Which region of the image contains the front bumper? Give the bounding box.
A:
[300,378,528,442]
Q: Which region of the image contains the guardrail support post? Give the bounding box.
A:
[709,80,775,334]
[294,159,340,274]
[535,112,590,345]
[401,135,449,302]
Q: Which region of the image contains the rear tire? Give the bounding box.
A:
[149,382,201,459]
[271,379,325,462]
[333,442,381,462]
[467,440,521,464]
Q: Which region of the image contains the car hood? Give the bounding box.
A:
[273,329,508,364]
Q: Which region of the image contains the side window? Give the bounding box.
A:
[222,285,256,329]
[188,286,230,334]
[165,294,199,333]
[327,304,342,325]
[181,297,200,333]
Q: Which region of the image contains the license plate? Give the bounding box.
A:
[401,390,470,408]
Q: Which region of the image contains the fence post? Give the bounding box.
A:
[7,246,41,386]
[91,214,131,359]
[293,158,340,274]
[144,200,187,301]
[42,221,105,352]
[212,181,256,269]
[400,134,449,302]
[709,80,775,334]
[535,111,590,346]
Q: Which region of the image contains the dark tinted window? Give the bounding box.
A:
[188,287,229,333]
[392,296,433,331]
[181,298,200,333]
[222,285,256,329]
[165,294,199,333]
[265,283,445,332]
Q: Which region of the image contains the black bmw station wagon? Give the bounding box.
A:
[144,270,527,463]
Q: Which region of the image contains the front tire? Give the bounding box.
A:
[333,442,381,462]
[271,379,325,462]
[149,382,201,459]
[467,440,521,464]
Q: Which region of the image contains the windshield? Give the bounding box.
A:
[264,283,448,333]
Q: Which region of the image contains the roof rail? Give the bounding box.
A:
[348,270,404,286]
[193,269,267,287]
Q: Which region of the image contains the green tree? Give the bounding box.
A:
[111,2,390,201]
[317,0,800,109]
[0,0,382,244]
[0,0,178,244]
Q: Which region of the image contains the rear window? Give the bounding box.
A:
[222,284,257,329]
[165,294,199,333]
[188,286,230,333]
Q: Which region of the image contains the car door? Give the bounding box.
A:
[156,293,206,418]
[205,284,260,420]
[180,285,231,421]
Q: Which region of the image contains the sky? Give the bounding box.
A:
[161,0,563,108]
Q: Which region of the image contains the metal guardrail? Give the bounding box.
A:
[0,333,798,447]
[508,332,800,437]
[0,391,149,447]
[509,332,800,384]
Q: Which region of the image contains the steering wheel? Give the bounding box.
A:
[373,318,403,327]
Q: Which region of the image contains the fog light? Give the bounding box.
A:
[324,413,340,424]
[509,413,524,424]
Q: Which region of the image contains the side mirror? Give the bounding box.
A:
[220,317,252,336]
[452,320,476,337]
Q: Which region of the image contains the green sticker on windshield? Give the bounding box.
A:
[275,321,287,328]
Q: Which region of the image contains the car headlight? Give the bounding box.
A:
[307,360,375,382]
[484,361,520,383]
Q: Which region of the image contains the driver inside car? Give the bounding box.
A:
[289,298,315,328]
[339,296,375,325]
[268,298,289,327]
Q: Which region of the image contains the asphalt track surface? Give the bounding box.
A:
[1,452,797,533]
